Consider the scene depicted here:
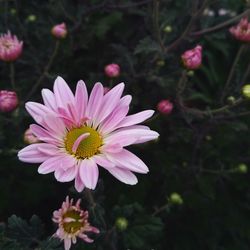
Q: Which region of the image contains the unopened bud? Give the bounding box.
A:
[156,60,165,67]
[169,192,183,205]
[164,25,172,33]
[242,84,250,99]
[227,96,236,104]
[115,217,128,231]
[237,163,248,173]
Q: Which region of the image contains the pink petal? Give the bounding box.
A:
[79,159,99,190]
[54,166,77,182]
[18,143,54,163]
[74,170,85,192]
[72,133,90,153]
[75,80,88,120]
[92,154,115,168]
[107,149,149,173]
[86,82,104,127]
[78,233,94,243]
[96,82,125,124]
[100,143,122,153]
[117,110,154,127]
[106,167,138,185]
[53,76,74,108]
[41,89,57,111]
[64,238,72,250]
[42,114,66,136]
[25,102,53,125]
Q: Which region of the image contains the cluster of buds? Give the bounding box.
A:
[230,17,250,42]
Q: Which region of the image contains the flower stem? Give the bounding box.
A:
[24,40,60,102]
[220,45,245,103]
[10,62,15,90]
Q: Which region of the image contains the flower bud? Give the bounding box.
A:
[230,18,250,42]
[187,70,194,77]
[164,25,172,33]
[169,193,183,205]
[181,45,202,70]
[156,60,165,67]
[237,163,248,173]
[0,31,23,62]
[27,15,37,22]
[242,84,250,99]
[10,8,16,15]
[0,90,18,112]
[104,63,120,78]
[51,23,67,39]
[226,96,236,104]
[24,128,40,144]
[115,217,128,231]
[157,99,173,115]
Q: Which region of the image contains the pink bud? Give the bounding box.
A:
[104,87,110,94]
[229,17,250,42]
[0,90,18,112]
[157,99,173,115]
[104,63,120,78]
[24,128,40,144]
[51,23,67,39]
[0,31,23,62]
[181,45,202,70]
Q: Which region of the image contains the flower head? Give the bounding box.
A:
[51,23,67,39]
[18,77,159,191]
[229,17,250,42]
[157,99,173,115]
[0,31,23,62]
[104,64,120,78]
[24,128,40,144]
[0,90,18,112]
[181,45,202,70]
[53,196,99,250]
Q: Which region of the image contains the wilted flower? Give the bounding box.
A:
[104,63,120,78]
[157,99,173,115]
[53,196,99,250]
[0,90,18,112]
[181,45,202,70]
[51,23,67,39]
[18,77,159,192]
[0,31,23,62]
[229,18,250,42]
[24,128,40,144]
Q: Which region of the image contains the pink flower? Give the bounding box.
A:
[157,99,173,115]
[104,64,120,78]
[51,23,67,39]
[18,77,159,192]
[52,196,99,250]
[229,17,250,42]
[0,90,18,112]
[181,45,202,70]
[24,128,40,144]
[0,31,23,62]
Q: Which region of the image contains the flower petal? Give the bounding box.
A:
[79,159,99,189]
[75,80,88,120]
[106,167,138,185]
[41,89,57,111]
[74,170,85,192]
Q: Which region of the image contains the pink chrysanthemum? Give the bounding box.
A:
[0,31,23,62]
[229,17,250,42]
[52,196,99,250]
[18,77,159,191]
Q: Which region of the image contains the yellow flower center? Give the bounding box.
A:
[63,210,84,234]
[65,126,102,159]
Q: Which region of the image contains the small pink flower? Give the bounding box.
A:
[0,31,23,62]
[51,23,67,39]
[181,45,202,70]
[0,90,18,112]
[52,196,99,250]
[24,128,40,144]
[229,17,250,42]
[157,99,173,115]
[104,64,120,78]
